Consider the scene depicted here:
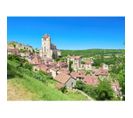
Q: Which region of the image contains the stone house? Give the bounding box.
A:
[49,67,59,78]
[82,61,92,70]
[54,73,76,89]
[30,55,42,65]
[67,56,81,71]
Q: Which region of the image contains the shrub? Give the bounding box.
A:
[60,86,67,93]
[23,62,33,70]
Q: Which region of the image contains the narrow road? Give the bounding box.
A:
[73,89,94,100]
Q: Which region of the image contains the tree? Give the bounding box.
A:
[81,61,85,64]
[96,80,114,100]
[69,60,73,72]
[52,53,56,59]
[75,80,85,90]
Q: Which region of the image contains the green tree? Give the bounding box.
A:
[69,60,73,72]
[96,80,114,100]
[75,80,85,90]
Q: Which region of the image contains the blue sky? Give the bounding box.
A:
[7,17,125,50]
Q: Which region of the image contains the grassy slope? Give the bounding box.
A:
[7,59,88,100]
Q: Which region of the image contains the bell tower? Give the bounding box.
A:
[41,34,52,59]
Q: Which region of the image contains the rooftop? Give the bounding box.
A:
[54,73,71,84]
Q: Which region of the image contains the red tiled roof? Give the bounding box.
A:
[70,71,85,79]
[54,73,71,84]
[58,68,70,74]
[83,75,99,85]
[57,62,67,67]
[36,64,49,72]
[94,68,108,76]
[30,55,42,65]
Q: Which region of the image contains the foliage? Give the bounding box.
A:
[69,60,73,72]
[60,86,67,93]
[23,62,33,70]
[20,48,26,53]
[75,81,97,99]
[75,80,85,90]
[109,54,125,100]
[61,49,124,58]
[75,80,114,100]
[85,70,92,75]
[52,53,56,59]
[81,61,85,64]
[95,80,114,100]
[7,62,16,79]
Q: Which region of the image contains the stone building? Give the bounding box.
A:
[54,73,76,89]
[67,56,81,71]
[40,34,61,59]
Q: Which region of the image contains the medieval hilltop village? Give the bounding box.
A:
[7,34,121,99]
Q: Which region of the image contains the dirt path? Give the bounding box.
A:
[7,79,36,100]
[73,89,94,100]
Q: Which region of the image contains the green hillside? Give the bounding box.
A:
[61,49,124,57]
[7,55,89,100]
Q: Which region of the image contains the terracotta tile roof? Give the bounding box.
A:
[83,75,99,85]
[36,64,49,72]
[57,62,68,67]
[30,55,42,65]
[70,71,85,79]
[94,68,108,76]
[57,68,70,74]
[54,73,71,84]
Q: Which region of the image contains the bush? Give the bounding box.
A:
[7,62,15,79]
[75,80,114,100]
[23,62,33,70]
[95,80,114,100]
[75,80,85,90]
[60,86,67,93]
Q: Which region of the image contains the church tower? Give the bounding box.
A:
[40,34,61,60]
[40,34,52,59]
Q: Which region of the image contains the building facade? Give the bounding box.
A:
[40,34,61,59]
